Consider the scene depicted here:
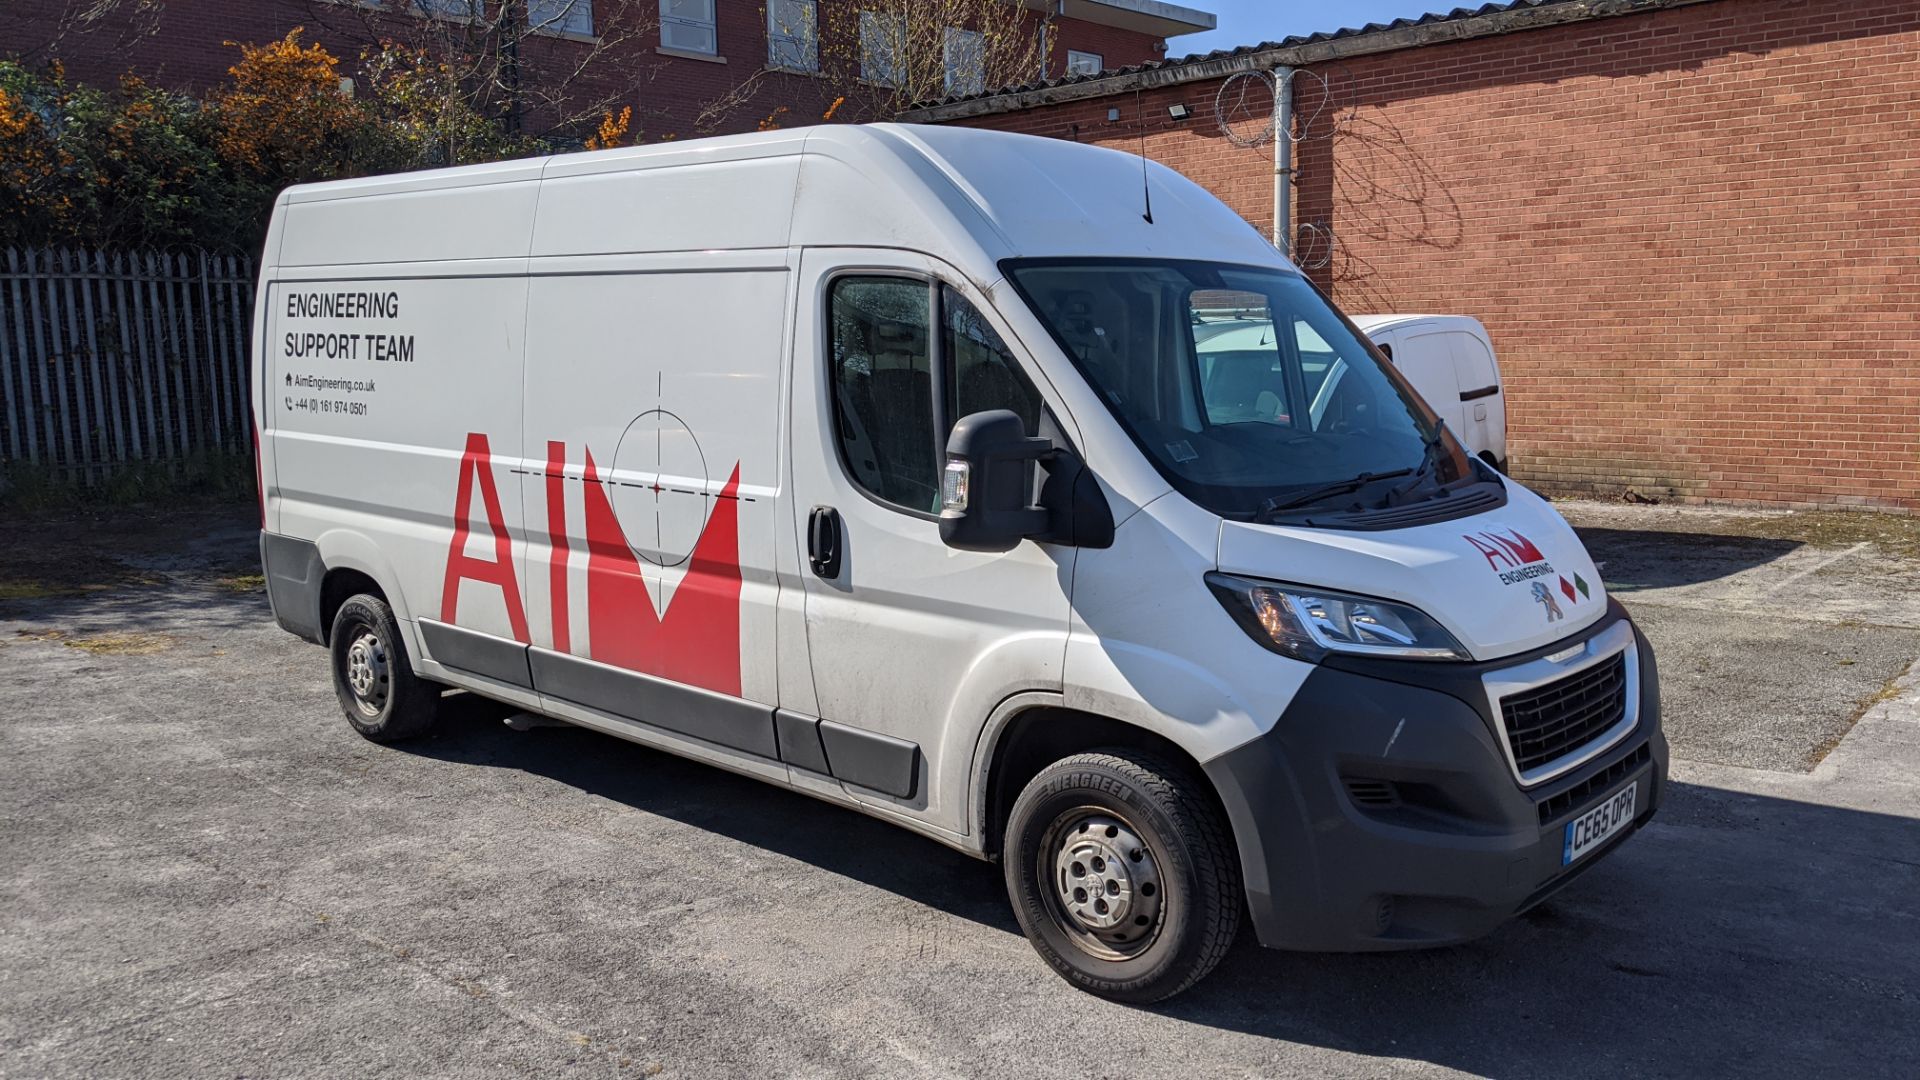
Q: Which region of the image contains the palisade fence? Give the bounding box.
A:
[0,247,256,488]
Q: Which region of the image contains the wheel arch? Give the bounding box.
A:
[975,702,1236,861]
[319,566,386,645]
[310,528,412,645]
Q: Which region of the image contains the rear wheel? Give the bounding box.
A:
[329,594,439,742]
[1003,750,1241,1002]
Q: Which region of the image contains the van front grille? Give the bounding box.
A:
[1538,742,1651,825]
[1501,652,1629,776]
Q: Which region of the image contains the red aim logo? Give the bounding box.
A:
[1462,529,1546,571]
[439,432,743,697]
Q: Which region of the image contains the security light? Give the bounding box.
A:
[1107,107,1121,122]
[1168,103,1192,121]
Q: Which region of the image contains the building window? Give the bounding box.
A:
[768,0,818,72]
[660,0,716,54]
[530,0,594,36]
[1066,49,1103,76]
[943,26,984,96]
[859,10,905,87]
[410,0,481,18]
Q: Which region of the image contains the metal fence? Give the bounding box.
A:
[0,247,256,485]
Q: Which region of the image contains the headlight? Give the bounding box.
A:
[1205,572,1470,662]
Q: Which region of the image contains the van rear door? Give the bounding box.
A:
[1448,327,1504,463]
[1395,327,1472,450]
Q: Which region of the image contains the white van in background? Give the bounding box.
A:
[1351,315,1507,473]
[255,124,1663,1002]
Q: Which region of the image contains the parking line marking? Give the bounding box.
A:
[1761,541,1870,598]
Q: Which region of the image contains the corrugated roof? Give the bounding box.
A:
[904,0,1698,115]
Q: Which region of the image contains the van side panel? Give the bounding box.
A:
[531,157,801,257]
[264,172,540,659]
[266,266,532,646]
[519,253,791,725]
[281,178,541,267]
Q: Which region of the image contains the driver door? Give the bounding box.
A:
[786,248,1077,838]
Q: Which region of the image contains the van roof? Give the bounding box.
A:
[1349,313,1488,335]
[270,123,1287,272]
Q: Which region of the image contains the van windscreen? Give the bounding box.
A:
[1004,259,1475,521]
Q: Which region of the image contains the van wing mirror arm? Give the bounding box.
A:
[1035,446,1114,549]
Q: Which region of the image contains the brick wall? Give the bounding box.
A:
[944,0,1920,511]
[1,1,1174,140]
[1043,17,1165,78]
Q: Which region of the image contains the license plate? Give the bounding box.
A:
[1562,782,1638,866]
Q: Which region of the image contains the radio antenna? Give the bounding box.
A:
[1136,89,1154,224]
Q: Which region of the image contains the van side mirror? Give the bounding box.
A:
[939,410,1051,552]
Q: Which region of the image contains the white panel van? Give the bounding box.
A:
[254,124,1664,1002]
[1352,314,1507,472]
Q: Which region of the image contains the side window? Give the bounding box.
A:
[830,277,937,512]
[943,286,1041,437]
[829,278,1047,516]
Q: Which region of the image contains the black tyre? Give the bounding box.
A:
[328,594,440,742]
[1003,749,1241,1002]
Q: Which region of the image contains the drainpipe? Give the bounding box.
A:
[1272,65,1294,257]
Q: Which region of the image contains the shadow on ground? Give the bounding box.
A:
[406,700,1917,1079]
[420,695,1022,933]
[1573,526,1801,592]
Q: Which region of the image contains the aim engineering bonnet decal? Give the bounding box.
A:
[1462,528,1590,624]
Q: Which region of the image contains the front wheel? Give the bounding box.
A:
[1003,750,1241,1002]
[329,594,440,742]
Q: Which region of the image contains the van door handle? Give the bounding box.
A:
[807,505,842,579]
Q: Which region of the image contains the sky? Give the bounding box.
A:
[1172,0,1476,57]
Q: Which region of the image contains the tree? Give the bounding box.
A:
[0,64,71,244]
[360,41,541,167]
[810,0,1053,122]
[209,29,377,186]
[8,0,166,67]
[304,1,679,143]
[0,59,259,250]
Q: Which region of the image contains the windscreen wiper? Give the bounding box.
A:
[1387,422,1453,502]
[1256,468,1414,520]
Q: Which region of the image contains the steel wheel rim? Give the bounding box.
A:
[342,624,389,719]
[1037,806,1166,961]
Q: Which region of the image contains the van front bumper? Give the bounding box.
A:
[1203,600,1665,951]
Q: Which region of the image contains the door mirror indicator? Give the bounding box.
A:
[939,410,1051,552]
